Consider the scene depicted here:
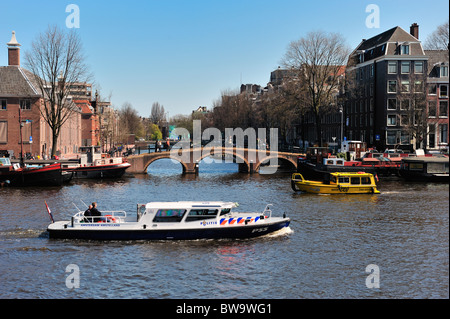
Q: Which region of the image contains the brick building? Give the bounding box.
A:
[0,31,81,159]
[344,23,449,153]
[425,49,449,152]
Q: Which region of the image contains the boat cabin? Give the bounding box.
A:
[329,172,375,186]
[399,157,449,182]
[136,201,238,224]
[341,140,367,160]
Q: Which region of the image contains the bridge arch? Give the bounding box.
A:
[196,148,251,173]
[254,155,297,172]
[143,154,189,174]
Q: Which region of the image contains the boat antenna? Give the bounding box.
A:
[80,199,88,208]
[72,202,81,212]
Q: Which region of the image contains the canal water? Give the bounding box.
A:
[0,158,448,299]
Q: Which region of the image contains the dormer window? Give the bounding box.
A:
[440,66,448,77]
[400,44,410,55]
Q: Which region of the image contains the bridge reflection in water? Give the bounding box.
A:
[127,147,300,174]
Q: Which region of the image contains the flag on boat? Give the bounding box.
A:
[45,201,55,223]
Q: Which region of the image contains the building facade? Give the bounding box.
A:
[425,50,449,152]
[345,23,448,153]
[0,31,82,159]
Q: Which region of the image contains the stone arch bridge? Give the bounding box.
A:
[127,147,300,174]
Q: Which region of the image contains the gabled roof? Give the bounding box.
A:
[348,26,426,66]
[356,26,419,51]
[73,99,94,114]
[0,66,41,97]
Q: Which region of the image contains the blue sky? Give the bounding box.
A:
[1,0,448,118]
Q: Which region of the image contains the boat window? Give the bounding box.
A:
[185,209,218,222]
[409,163,424,171]
[351,177,360,185]
[330,175,337,183]
[220,208,231,216]
[338,177,349,183]
[336,160,344,165]
[153,209,186,223]
[361,177,371,184]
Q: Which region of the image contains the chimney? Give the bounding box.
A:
[7,31,21,66]
[410,23,419,40]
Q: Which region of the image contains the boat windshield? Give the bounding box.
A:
[220,208,231,216]
[153,209,186,223]
[0,158,11,165]
[185,209,218,221]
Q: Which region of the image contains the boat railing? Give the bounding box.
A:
[73,210,127,224]
[263,204,273,218]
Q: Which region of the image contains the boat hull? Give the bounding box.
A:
[1,163,65,187]
[291,180,378,194]
[291,172,380,194]
[66,163,131,179]
[47,219,290,240]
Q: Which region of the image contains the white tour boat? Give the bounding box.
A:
[46,201,291,240]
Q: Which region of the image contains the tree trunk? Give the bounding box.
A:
[51,131,59,158]
[315,112,323,147]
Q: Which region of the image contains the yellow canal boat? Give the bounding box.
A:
[291,172,380,194]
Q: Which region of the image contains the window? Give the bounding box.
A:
[401,61,410,74]
[429,84,437,95]
[0,99,6,110]
[441,66,449,77]
[387,98,397,110]
[350,177,360,185]
[440,85,448,97]
[440,124,448,144]
[400,132,410,145]
[414,81,423,92]
[153,209,186,223]
[185,209,218,222]
[401,114,409,126]
[429,124,436,148]
[338,177,349,184]
[370,64,374,77]
[401,81,410,92]
[361,177,371,185]
[387,115,397,126]
[387,131,397,144]
[21,120,32,143]
[388,80,397,93]
[20,100,31,110]
[400,44,410,55]
[439,101,448,117]
[0,121,7,143]
[400,99,410,110]
[388,61,397,74]
[414,61,424,73]
[428,101,437,117]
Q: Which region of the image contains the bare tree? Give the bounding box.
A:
[24,25,92,157]
[424,20,449,50]
[119,102,143,138]
[397,73,429,150]
[281,30,350,146]
[150,102,166,124]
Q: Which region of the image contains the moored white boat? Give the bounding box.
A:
[47,201,291,240]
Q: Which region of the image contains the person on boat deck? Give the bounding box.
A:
[90,202,102,222]
[83,205,93,222]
